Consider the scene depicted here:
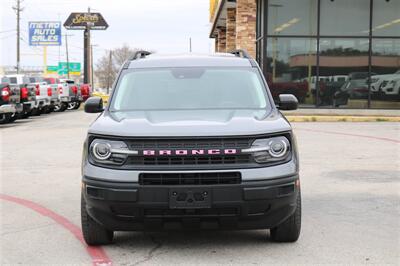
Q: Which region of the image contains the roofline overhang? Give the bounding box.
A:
[209,0,226,38]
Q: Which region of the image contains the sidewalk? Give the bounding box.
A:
[283,108,400,117]
[282,108,400,122]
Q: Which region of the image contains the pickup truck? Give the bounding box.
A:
[44,77,68,112]
[59,79,81,110]
[28,77,59,114]
[80,84,92,102]
[0,83,20,124]
[6,75,49,116]
[2,76,37,118]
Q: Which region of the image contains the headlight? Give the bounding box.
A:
[243,136,290,163]
[89,139,137,165]
[92,142,112,160]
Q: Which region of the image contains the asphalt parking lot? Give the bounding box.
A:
[1,110,399,265]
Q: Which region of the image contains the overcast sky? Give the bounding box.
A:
[0,0,214,68]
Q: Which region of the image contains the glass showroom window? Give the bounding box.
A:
[320,0,370,36]
[318,38,370,107]
[265,38,317,104]
[259,0,399,108]
[372,0,400,37]
[370,39,400,109]
[267,0,318,36]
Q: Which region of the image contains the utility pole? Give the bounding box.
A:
[12,0,23,73]
[90,44,98,89]
[65,34,70,79]
[106,50,112,94]
[189,37,192,53]
[83,7,92,84]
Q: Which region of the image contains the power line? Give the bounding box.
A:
[0,29,16,34]
[0,33,16,40]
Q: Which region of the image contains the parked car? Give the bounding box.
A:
[381,76,400,100]
[370,73,397,97]
[334,79,369,106]
[81,50,301,245]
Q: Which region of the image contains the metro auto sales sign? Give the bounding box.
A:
[29,21,61,46]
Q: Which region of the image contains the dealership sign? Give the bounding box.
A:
[64,13,108,30]
[29,21,61,46]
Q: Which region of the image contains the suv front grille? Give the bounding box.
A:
[125,138,253,168]
[127,138,252,149]
[128,154,251,165]
[139,172,242,185]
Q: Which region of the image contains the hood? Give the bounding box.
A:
[88,109,292,137]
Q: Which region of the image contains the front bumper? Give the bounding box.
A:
[33,99,46,109]
[82,175,299,231]
[38,97,51,106]
[50,98,60,106]
[0,104,16,114]
[21,102,33,112]
[60,96,71,103]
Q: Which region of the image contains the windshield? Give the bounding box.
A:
[110,68,270,111]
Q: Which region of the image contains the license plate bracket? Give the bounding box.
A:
[169,188,211,209]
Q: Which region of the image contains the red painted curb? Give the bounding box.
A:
[0,194,112,266]
[296,128,400,144]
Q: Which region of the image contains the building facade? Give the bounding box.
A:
[210,0,400,109]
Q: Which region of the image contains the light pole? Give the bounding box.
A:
[90,44,98,89]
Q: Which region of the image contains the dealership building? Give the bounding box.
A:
[209,0,400,108]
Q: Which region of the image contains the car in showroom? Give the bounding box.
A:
[81,50,301,245]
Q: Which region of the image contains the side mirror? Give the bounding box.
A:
[278,94,298,110]
[84,97,104,113]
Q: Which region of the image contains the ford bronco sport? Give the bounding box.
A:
[81,50,301,245]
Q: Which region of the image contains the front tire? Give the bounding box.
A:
[60,102,68,111]
[0,113,12,124]
[31,108,41,116]
[53,104,62,112]
[8,113,18,122]
[81,194,113,246]
[73,102,81,109]
[17,111,30,119]
[270,190,301,242]
[67,102,77,110]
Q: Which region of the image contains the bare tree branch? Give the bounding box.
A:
[95,44,145,89]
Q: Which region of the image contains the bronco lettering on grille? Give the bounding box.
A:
[142,149,237,156]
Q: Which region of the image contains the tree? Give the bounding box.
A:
[95,44,144,90]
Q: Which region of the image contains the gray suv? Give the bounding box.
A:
[81,50,301,245]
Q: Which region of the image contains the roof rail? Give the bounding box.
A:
[130,50,151,60]
[229,49,251,59]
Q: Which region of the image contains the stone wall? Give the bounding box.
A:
[226,8,236,52]
[217,27,227,52]
[235,0,257,58]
